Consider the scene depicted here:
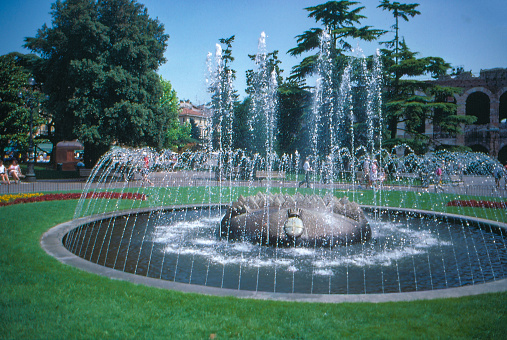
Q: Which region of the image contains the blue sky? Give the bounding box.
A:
[1,0,506,104]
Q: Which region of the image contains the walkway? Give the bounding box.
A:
[1,172,506,198]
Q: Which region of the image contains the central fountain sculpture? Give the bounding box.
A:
[221,192,370,247]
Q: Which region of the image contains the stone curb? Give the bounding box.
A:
[41,205,507,303]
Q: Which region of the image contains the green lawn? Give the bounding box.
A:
[1,191,506,338]
[75,185,507,223]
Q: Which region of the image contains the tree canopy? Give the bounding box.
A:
[377,0,420,65]
[288,1,384,81]
[0,53,46,159]
[24,0,170,166]
[160,77,193,151]
[377,2,474,152]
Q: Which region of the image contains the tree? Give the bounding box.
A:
[159,76,181,149]
[245,50,283,155]
[287,1,384,159]
[24,0,170,167]
[377,0,420,65]
[232,97,251,151]
[378,4,475,152]
[288,1,384,81]
[165,122,193,152]
[277,80,312,155]
[189,118,201,142]
[0,53,45,160]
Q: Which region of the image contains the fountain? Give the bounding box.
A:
[41,33,507,301]
[220,192,371,247]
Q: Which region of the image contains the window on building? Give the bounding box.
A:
[500,91,507,124]
[466,92,490,125]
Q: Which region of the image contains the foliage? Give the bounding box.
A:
[159,76,184,149]
[165,122,194,152]
[277,80,312,155]
[244,49,282,155]
[286,1,385,159]
[288,1,384,81]
[0,53,46,158]
[377,2,472,153]
[377,0,420,65]
[232,97,252,151]
[189,118,201,142]
[24,0,170,167]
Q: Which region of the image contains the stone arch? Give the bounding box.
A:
[465,90,491,125]
[468,144,489,155]
[499,88,507,124]
[499,145,507,165]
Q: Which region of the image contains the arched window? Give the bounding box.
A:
[466,92,490,125]
[499,145,507,165]
[500,91,507,124]
[470,144,489,154]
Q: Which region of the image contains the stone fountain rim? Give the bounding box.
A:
[41,204,507,303]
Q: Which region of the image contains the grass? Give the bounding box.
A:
[1,191,507,338]
[72,185,507,224]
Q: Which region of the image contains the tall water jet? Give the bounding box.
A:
[206,41,238,206]
[206,42,236,155]
[248,32,279,163]
[310,33,383,193]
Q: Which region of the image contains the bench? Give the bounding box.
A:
[6,172,25,182]
[254,170,286,181]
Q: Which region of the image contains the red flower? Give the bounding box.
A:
[446,200,507,209]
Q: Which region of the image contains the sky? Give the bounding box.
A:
[1,0,506,104]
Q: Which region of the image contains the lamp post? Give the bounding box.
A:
[18,77,37,182]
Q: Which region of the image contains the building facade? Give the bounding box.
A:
[398,68,507,164]
[178,100,210,140]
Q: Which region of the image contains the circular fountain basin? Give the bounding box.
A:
[42,205,507,302]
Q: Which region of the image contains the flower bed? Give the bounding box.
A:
[0,193,44,203]
[446,200,507,209]
[0,192,147,207]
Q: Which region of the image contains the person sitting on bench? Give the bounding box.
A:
[0,160,10,184]
[8,159,23,184]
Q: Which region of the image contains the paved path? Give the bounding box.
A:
[1,171,506,198]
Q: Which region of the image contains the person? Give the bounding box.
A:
[0,160,10,184]
[141,155,154,186]
[170,154,178,171]
[299,159,312,188]
[493,165,503,189]
[322,155,332,184]
[363,157,371,186]
[436,165,443,184]
[8,159,22,184]
[370,160,378,188]
[435,163,444,192]
[76,160,85,170]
